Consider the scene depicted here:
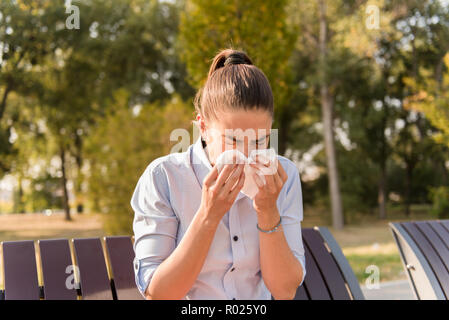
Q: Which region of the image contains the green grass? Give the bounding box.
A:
[345,253,404,284]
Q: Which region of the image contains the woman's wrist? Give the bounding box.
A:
[254,203,278,215]
[197,206,221,230]
[256,208,281,231]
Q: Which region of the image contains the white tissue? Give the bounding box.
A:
[215,148,277,199]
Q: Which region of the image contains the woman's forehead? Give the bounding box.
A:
[208,109,272,131]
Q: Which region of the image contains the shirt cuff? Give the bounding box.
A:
[134,257,159,298]
[295,254,306,287]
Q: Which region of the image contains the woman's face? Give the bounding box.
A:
[198,109,273,166]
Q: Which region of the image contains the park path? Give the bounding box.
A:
[361,279,414,300]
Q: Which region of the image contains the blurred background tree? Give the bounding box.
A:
[84,90,194,234]
[0,0,448,233]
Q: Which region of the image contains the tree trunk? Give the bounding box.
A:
[321,89,344,229]
[0,83,12,120]
[60,144,71,221]
[378,165,387,220]
[74,132,84,214]
[378,112,388,220]
[404,163,413,217]
[441,160,449,185]
[319,0,344,230]
[17,175,25,214]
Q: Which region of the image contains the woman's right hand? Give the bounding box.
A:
[199,161,245,226]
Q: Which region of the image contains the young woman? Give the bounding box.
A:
[131,48,306,300]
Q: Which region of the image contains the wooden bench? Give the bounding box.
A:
[0,227,364,300]
[389,219,449,300]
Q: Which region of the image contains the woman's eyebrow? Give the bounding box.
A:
[222,133,270,143]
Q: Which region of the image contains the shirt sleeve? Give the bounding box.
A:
[131,162,179,298]
[279,162,306,287]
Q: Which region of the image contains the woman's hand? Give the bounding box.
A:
[199,160,245,226]
[250,158,288,215]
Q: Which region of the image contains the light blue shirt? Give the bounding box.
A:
[131,136,306,300]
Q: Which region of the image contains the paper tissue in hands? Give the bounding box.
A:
[215,148,278,199]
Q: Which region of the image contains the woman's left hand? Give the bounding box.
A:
[250,157,288,215]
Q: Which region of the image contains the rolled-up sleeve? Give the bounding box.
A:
[131,162,179,298]
[280,162,306,287]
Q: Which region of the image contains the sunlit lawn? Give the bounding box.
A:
[0,204,435,290]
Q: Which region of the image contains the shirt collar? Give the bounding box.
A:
[191,136,246,201]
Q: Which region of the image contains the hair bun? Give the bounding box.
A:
[224,52,252,67]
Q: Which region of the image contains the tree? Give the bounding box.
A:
[288,0,392,228]
[0,0,66,176]
[396,0,449,214]
[85,90,194,234]
[177,0,297,154]
[405,53,449,149]
[1,0,194,219]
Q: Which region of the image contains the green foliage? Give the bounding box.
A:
[1,0,194,223]
[24,172,64,213]
[429,186,449,219]
[405,53,449,149]
[84,90,194,234]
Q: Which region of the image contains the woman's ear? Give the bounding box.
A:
[197,114,207,138]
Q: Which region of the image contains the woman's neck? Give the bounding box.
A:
[203,143,216,167]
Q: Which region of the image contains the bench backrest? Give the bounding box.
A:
[0,228,363,300]
[0,236,142,300]
[292,227,364,300]
[389,220,449,300]
[2,240,40,300]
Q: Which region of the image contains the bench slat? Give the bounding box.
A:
[39,239,78,300]
[104,236,142,300]
[401,222,449,299]
[293,284,309,300]
[416,222,449,273]
[301,238,331,299]
[440,220,449,233]
[2,241,40,300]
[73,238,113,300]
[302,229,351,300]
[428,221,449,251]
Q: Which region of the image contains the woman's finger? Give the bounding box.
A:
[203,165,219,187]
[229,169,245,199]
[253,171,265,188]
[263,172,277,193]
[229,164,245,190]
[214,163,238,189]
[219,164,244,196]
[254,154,270,166]
[251,156,276,175]
[249,162,265,171]
[273,170,284,189]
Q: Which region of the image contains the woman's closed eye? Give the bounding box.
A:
[225,137,266,148]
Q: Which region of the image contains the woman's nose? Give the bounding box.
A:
[236,145,256,159]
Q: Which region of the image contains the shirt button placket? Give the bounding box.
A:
[228,209,240,300]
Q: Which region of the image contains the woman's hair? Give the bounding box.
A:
[194,48,274,121]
